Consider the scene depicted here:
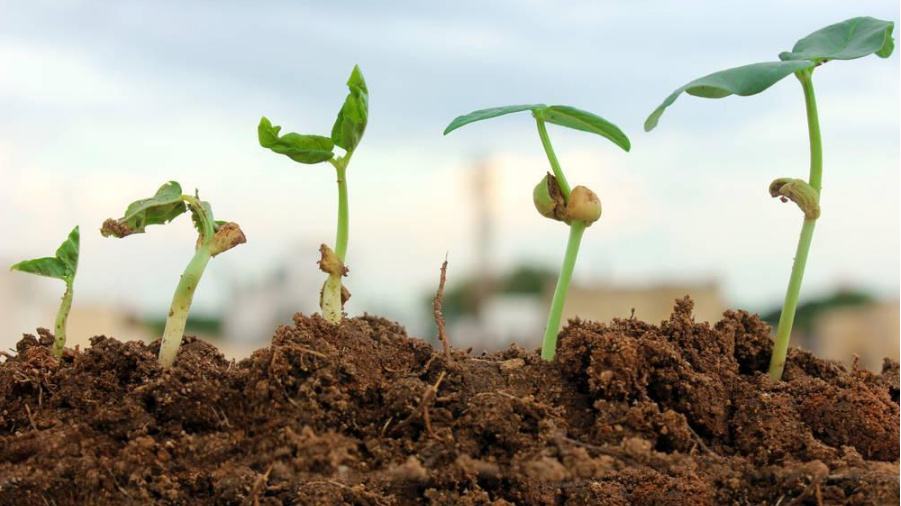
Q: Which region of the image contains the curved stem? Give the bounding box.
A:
[159,246,212,368]
[535,118,571,199]
[768,71,822,381]
[52,281,73,357]
[801,73,823,191]
[541,221,586,361]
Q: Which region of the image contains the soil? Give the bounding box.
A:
[0,297,898,505]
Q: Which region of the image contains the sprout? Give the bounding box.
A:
[445,104,630,361]
[644,16,895,380]
[101,181,245,367]
[258,65,368,324]
[10,226,80,357]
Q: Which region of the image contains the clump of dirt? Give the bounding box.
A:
[0,298,897,505]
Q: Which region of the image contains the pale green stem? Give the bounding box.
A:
[335,163,349,261]
[768,70,822,381]
[535,118,571,199]
[322,157,351,324]
[159,246,212,368]
[541,220,586,361]
[52,281,73,357]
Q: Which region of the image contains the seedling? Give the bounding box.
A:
[258,65,368,324]
[10,226,80,357]
[101,181,245,367]
[644,17,895,380]
[445,104,630,361]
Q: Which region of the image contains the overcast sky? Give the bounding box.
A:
[0,1,897,332]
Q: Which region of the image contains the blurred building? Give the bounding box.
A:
[447,279,726,352]
[810,299,899,371]
[221,242,321,349]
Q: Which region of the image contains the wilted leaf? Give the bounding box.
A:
[259,116,335,164]
[779,17,895,62]
[102,181,187,237]
[644,60,814,131]
[331,65,369,152]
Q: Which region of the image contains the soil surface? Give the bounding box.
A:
[1,298,898,505]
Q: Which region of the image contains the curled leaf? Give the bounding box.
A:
[258,116,335,164]
[769,178,820,219]
[101,181,187,237]
[780,17,895,62]
[331,65,369,152]
[645,60,814,131]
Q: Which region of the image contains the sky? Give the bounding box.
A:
[0,0,898,336]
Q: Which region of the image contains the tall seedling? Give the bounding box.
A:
[258,65,368,324]
[645,17,895,380]
[445,104,630,361]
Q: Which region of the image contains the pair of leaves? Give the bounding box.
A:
[259,65,369,165]
[645,16,895,131]
[11,226,80,283]
[444,104,631,152]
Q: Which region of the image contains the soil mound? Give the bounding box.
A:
[1,298,897,505]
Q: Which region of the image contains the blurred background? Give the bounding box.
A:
[0,1,897,370]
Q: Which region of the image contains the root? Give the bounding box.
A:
[433,257,451,362]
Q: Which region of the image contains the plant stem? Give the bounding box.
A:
[541,220,586,361]
[535,118,571,199]
[52,281,73,357]
[159,246,212,368]
[768,71,822,381]
[321,157,351,324]
[335,163,349,262]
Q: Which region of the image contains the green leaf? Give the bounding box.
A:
[55,226,79,274]
[444,104,546,135]
[10,257,69,281]
[543,105,631,151]
[779,17,895,62]
[258,116,335,164]
[11,226,80,282]
[644,60,814,131]
[102,181,187,237]
[331,65,369,152]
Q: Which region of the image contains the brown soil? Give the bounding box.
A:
[0,298,897,505]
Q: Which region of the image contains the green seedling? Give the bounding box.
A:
[10,226,80,357]
[258,65,368,324]
[644,16,895,380]
[101,181,246,367]
[445,104,630,361]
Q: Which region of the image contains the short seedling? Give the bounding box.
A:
[101,181,245,367]
[445,104,630,361]
[258,65,368,324]
[644,16,895,380]
[10,226,80,357]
